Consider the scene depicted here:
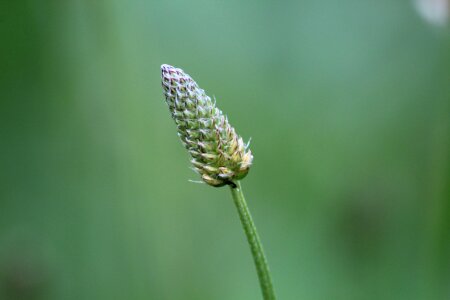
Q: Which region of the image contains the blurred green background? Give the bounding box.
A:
[1,1,449,299]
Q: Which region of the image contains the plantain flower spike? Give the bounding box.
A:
[161,64,253,187]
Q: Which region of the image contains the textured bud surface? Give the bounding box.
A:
[161,64,253,187]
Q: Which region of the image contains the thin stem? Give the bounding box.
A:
[229,181,276,300]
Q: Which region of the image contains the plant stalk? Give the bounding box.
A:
[229,181,276,300]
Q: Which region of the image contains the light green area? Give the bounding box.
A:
[1,1,449,300]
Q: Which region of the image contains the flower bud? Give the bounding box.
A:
[161,64,253,187]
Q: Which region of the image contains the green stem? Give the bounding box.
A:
[229,181,276,300]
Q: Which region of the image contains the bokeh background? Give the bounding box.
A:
[1,1,449,299]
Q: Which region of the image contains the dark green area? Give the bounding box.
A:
[1,1,449,299]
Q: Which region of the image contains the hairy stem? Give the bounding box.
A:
[230,181,276,300]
